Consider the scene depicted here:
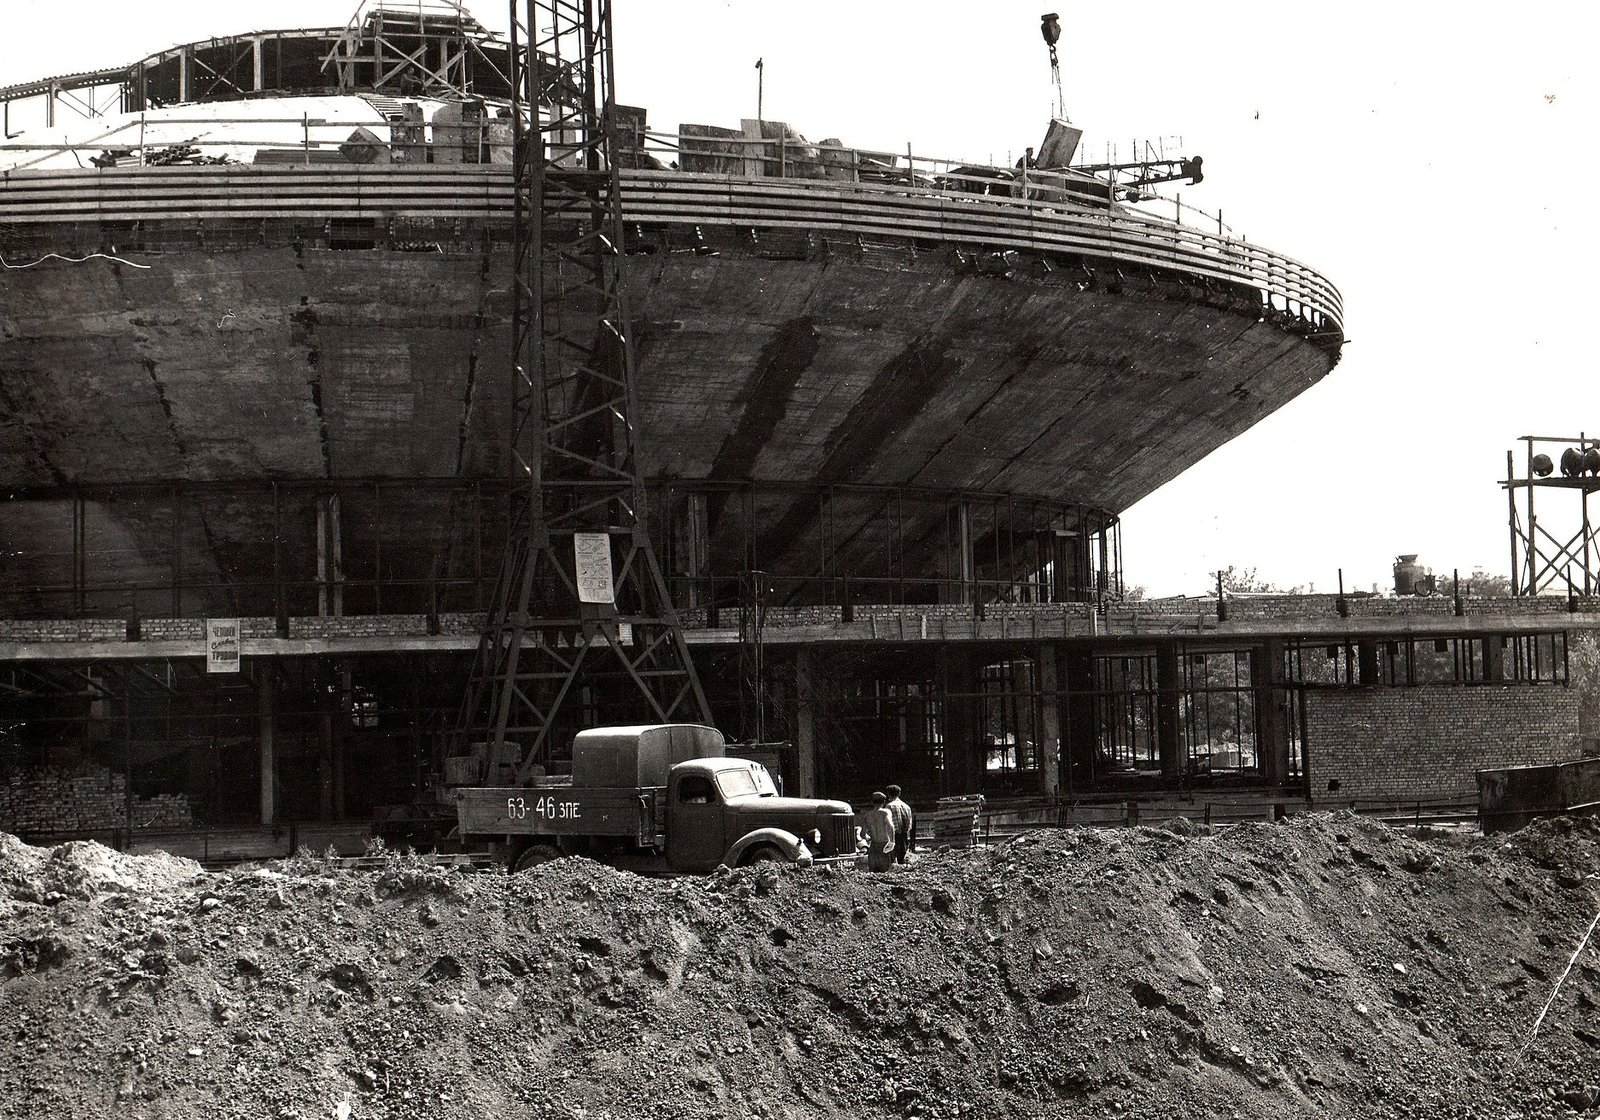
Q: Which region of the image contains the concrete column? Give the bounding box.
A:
[1037,644,1061,796]
[329,493,344,617]
[1156,641,1182,780]
[318,710,336,822]
[317,494,344,617]
[794,651,818,797]
[1061,647,1097,788]
[323,668,347,821]
[258,669,276,825]
[1484,635,1505,681]
[1252,639,1289,786]
[1357,639,1380,685]
[941,649,981,795]
[332,730,346,821]
[683,492,709,608]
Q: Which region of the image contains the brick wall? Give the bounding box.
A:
[288,615,430,639]
[1124,593,1600,624]
[1,598,1596,649]
[141,618,205,641]
[1304,685,1580,805]
[0,619,127,642]
[440,612,489,636]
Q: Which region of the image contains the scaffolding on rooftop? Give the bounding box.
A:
[0,2,515,135]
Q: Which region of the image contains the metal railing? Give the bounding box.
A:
[1,115,1344,336]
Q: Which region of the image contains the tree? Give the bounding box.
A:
[1215,565,1310,595]
[1443,568,1512,597]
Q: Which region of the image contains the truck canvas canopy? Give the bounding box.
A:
[571,724,726,788]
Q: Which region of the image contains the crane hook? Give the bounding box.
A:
[1040,13,1065,119]
[1040,12,1061,48]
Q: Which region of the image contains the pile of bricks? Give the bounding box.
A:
[0,766,193,834]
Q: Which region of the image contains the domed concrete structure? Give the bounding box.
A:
[0,5,1354,831]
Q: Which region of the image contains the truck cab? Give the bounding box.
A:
[664,755,855,873]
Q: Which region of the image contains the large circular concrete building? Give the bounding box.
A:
[0,5,1358,842]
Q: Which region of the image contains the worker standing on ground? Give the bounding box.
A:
[861,792,896,872]
[885,784,915,864]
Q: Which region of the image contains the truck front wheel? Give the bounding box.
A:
[741,844,787,867]
[510,842,562,872]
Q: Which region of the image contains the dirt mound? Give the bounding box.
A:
[0,833,201,909]
[2,814,1599,1119]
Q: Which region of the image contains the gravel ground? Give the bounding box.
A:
[3,812,1599,1119]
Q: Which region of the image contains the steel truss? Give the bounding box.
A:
[0,5,517,134]
[453,0,708,778]
[322,3,511,99]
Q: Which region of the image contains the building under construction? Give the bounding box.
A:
[0,4,1591,848]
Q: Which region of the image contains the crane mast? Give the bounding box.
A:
[453,0,710,780]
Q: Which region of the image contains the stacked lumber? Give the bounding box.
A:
[923,793,986,848]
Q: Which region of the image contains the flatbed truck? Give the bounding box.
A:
[453,723,859,873]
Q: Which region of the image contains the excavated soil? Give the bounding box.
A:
[3,813,1600,1119]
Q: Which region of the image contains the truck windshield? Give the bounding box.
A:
[750,765,779,796]
[716,765,778,799]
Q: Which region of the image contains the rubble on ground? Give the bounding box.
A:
[3,813,1599,1119]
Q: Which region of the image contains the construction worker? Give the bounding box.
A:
[885,784,915,864]
[861,792,896,872]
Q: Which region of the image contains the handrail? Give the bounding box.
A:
[7,115,1220,224]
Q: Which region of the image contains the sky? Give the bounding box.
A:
[3,1,1596,597]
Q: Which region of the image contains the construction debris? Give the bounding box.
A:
[3,813,1600,1118]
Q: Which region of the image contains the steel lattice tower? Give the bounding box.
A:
[454,0,709,780]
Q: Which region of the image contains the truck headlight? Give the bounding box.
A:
[810,828,822,845]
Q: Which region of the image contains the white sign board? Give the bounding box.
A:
[206,618,241,673]
[573,533,615,604]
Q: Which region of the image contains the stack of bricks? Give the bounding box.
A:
[0,766,193,835]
